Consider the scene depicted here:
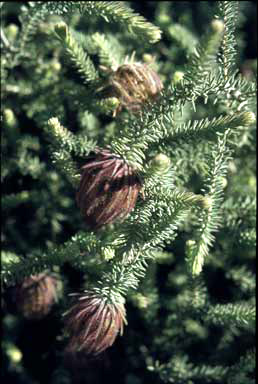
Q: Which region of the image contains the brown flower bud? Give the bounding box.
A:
[15,273,58,320]
[64,291,127,355]
[106,62,163,114]
[76,149,141,230]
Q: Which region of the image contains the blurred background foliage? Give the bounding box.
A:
[1,2,256,384]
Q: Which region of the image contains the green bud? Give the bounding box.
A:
[54,22,68,40]
[241,112,256,126]
[248,176,256,189]
[184,319,208,338]
[211,19,224,33]
[142,54,154,64]
[104,97,120,109]
[158,13,170,25]
[173,71,184,83]
[132,293,149,309]
[50,60,62,72]
[228,161,237,174]
[3,109,17,127]
[219,177,228,189]
[6,344,23,363]
[5,24,19,40]
[152,153,170,167]
[150,153,171,175]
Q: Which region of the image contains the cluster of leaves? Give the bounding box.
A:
[2,2,256,384]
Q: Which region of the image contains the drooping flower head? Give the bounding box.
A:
[64,291,127,355]
[76,148,142,230]
[15,273,58,320]
[103,61,163,114]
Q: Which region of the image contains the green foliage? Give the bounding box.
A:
[185,131,231,276]
[2,2,256,384]
[205,303,255,329]
[54,22,99,85]
[79,2,162,44]
[218,1,239,79]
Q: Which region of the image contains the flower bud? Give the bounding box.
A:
[76,149,142,229]
[50,60,62,72]
[64,291,127,355]
[15,273,58,320]
[5,24,19,40]
[219,177,228,189]
[142,54,154,64]
[211,19,224,33]
[3,109,17,128]
[105,62,163,114]
[241,112,256,126]
[54,22,68,40]
[173,71,184,83]
[6,344,23,363]
[151,153,171,173]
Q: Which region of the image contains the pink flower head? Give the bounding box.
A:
[76,149,141,230]
[64,291,127,355]
[109,62,163,113]
[15,273,58,319]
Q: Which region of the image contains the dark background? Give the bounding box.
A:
[2,2,256,384]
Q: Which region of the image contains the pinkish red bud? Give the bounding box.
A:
[15,273,58,320]
[64,291,126,355]
[105,62,163,114]
[76,149,141,229]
